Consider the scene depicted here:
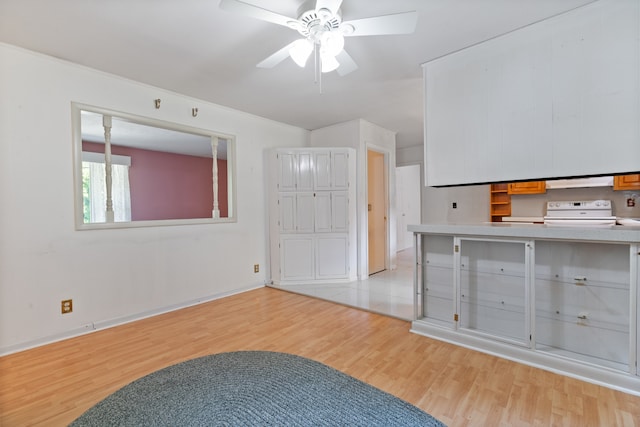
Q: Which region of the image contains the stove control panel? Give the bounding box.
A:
[547,200,611,211]
[545,200,613,218]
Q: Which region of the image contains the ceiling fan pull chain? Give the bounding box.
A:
[314,42,323,94]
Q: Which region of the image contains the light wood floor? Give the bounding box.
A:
[1,288,639,426]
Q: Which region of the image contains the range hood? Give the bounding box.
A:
[545,176,613,189]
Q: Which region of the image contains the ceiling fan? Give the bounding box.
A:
[219,0,418,76]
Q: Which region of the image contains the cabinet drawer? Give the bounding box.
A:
[535,241,630,287]
[536,317,628,367]
[536,278,629,327]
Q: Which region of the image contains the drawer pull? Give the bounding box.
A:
[577,314,587,320]
[574,276,587,281]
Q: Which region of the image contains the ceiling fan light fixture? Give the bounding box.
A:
[289,38,313,67]
[320,31,345,56]
[339,23,355,36]
[320,53,339,73]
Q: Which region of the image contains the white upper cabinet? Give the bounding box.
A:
[331,151,350,190]
[279,193,296,233]
[278,150,351,190]
[314,152,332,191]
[277,151,314,191]
[314,192,332,233]
[297,152,314,191]
[424,0,640,186]
[277,152,297,191]
[295,192,315,233]
[331,192,349,233]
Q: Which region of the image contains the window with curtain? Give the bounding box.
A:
[82,152,132,222]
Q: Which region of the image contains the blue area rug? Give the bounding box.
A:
[70,351,445,426]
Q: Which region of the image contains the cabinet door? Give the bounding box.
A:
[316,236,348,279]
[314,151,331,190]
[296,193,315,233]
[279,193,296,233]
[277,152,297,191]
[458,239,529,345]
[297,152,314,191]
[314,192,332,232]
[281,236,314,280]
[613,174,640,191]
[331,191,349,232]
[508,181,546,194]
[332,150,349,190]
[535,241,630,370]
[421,235,455,328]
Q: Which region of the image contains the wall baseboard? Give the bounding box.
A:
[0,284,265,357]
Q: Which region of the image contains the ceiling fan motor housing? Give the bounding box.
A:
[295,0,342,42]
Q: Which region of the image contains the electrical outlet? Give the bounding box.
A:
[452,202,457,209]
[254,264,259,273]
[61,299,73,314]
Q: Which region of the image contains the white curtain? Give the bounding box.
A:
[86,162,132,222]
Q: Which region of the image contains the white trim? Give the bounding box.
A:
[82,151,131,166]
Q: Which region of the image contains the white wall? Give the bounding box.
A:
[0,44,309,354]
[397,145,490,225]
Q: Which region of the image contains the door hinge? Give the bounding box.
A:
[454,245,459,253]
[454,313,459,322]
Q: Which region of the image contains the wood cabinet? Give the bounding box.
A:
[614,174,640,191]
[270,148,356,284]
[508,181,546,195]
[491,181,547,221]
[490,184,510,222]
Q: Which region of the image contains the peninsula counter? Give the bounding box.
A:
[409,223,640,395]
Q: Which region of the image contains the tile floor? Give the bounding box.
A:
[269,248,415,320]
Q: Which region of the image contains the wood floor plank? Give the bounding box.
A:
[1,287,639,426]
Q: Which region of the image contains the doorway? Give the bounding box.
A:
[367,149,386,275]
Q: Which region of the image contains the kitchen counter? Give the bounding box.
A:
[501,216,544,223]
[408,222,640,243]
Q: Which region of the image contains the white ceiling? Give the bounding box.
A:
[0,0,596,149]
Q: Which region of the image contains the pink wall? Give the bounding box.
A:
[83,141,228,220]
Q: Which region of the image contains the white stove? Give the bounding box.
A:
[543,200,616,226]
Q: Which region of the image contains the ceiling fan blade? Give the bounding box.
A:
[336,50,358,76]
[256,41,297,68]
[342,11,418,36]
[219,0,295,28]
[315,0,343,16]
